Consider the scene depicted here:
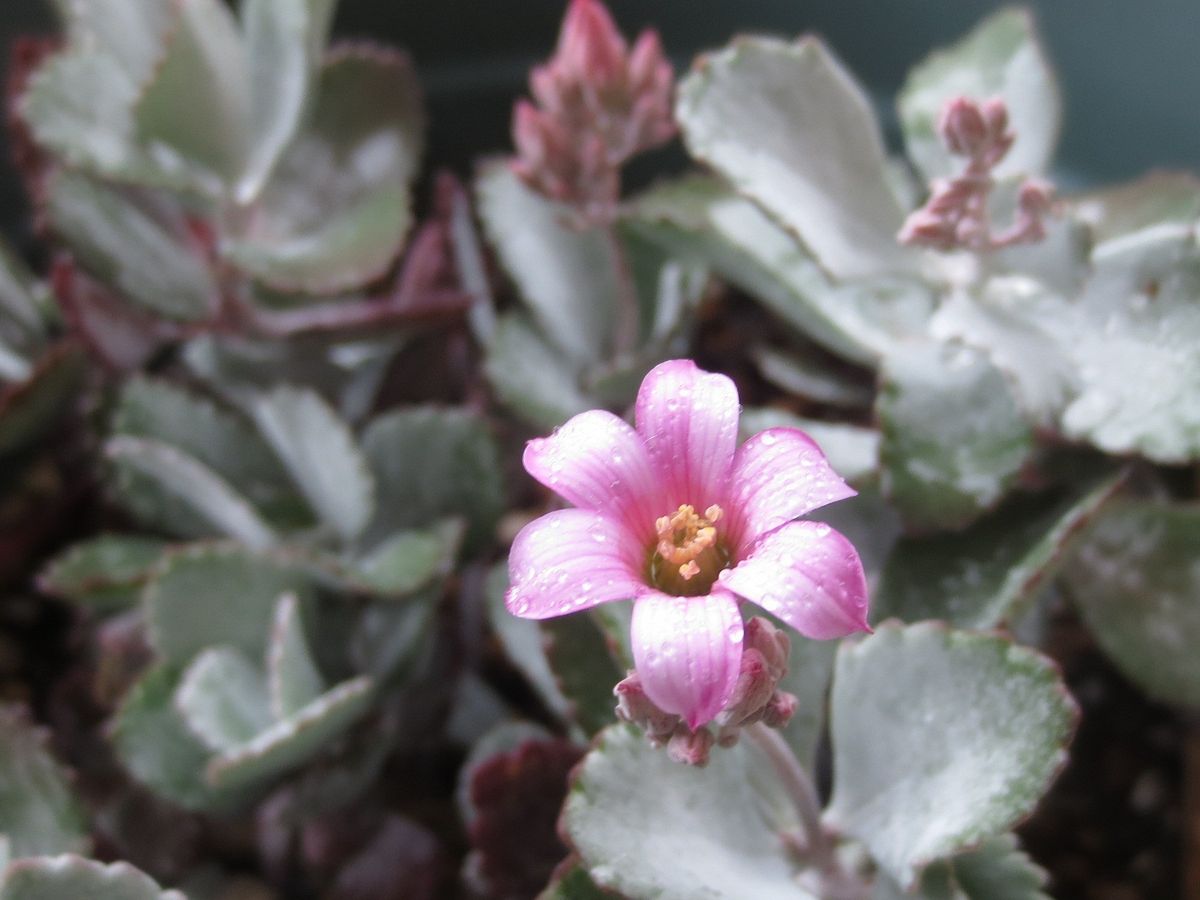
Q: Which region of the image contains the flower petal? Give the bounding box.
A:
[506,509,645,619]
[721,520,869,640]
[726,427,856,551]
[523,410,661,541]
[631,589,744,730]
[635,359,739,509]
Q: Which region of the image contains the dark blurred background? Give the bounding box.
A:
[4,0,1199,243]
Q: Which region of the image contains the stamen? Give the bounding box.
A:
[650,503,728,594]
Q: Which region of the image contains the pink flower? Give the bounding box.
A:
[505,360,869,730]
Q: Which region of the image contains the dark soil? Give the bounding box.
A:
[1020,609,1184,900]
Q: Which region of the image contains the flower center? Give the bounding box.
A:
[649,504,730,596]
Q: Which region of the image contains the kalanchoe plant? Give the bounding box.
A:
[1,0,1198,896]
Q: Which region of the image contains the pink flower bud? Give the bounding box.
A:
[615,671,680,743]
[938,97,990,158]
[508,0,677,216]
[743,616,790,681]
[1018,178,1055,215]
[762,691,799,729]
[557,0,628,90]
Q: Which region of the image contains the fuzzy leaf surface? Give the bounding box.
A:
[878,341,1034,531]
[111,665,242,811]
[249,385,375,543]
[1051,226,1200,462]
[875,476,1125,628]
[629,176,931,366]
[827,623,1075,888]
[267,592,325,719]
[1066,497,1200,707]
[351,519,463,597]
[206,676,373,793]
[484,312,592,429]
[563,725,813,899]
[0,856,184,900]
[898,7,1060,182]
[111,378,301,533]
[237,0,338,200]
[225,47,423,293]
[38,534,167,611]
[106,437,279,549]
[0,707,88,859]
[46,173,215,321]
[175,647,273,753]
[144,545,315,664]
[135,0,251,183]
[1072,171,1200,243]
[362,406,503,552]
[677,37,914,280]
[476,163,618,365]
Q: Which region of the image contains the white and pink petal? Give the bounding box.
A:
[523,409,661,541]
[635,359,739,510]
[725,427,856,552]
[721,520,869,640]
[506,509,645,620]
[630,588,744,730]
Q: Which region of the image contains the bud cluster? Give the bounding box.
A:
[899,95,1054,253]
[615,617,798,767]
[511,0,675,221]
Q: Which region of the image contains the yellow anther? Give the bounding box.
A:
[649,503,729,596]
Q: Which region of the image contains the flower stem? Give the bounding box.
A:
[746,722,829,860]
[604,224,640,358]
[746,722,867,897]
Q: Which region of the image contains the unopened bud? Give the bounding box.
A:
[666,725,714,767]
[615,671,679,743]
[743,617,790,681]
[938,97,990,158]
[1018,178,1054,215]
[557,0,628,90]
[716,648,775,729]
[762,691,799,729]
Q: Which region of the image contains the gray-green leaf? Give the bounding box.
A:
[878,340,1035,531]
[563,725,814,900]
[38,534,167,612]
[249,385,375,544]
[1066,497,1200,708]
[628,176,932,367]
[46,173,216,321]
[175,647,273,753]
[225,47,424,293]
[0,856,184,900]
[826,623,1075,888]
[144,544,316,664]
[0,707,89,859]
[875,475,1125,629]
[476,163,619,364]
[267,592,325,719]
[106,436,279,550]
[484,312,593,429]
[677,36,915,280]
[362,406,503,552]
